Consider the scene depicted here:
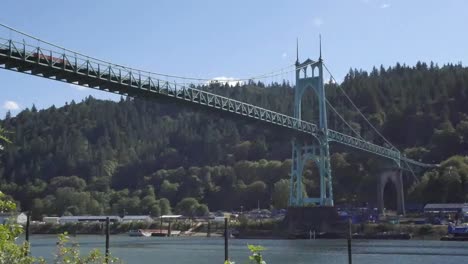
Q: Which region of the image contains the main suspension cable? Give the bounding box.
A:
[323,63,397,151]
[0,22,297,83]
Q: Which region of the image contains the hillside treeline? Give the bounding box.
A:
[1,62,468,218]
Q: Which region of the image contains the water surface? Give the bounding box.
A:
[28,235,468,264]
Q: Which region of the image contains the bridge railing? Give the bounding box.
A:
[0,27,435,169]
[0,37,320,137]
[327,129,400,161]
[0,23,206,85]
[162,80,320,135]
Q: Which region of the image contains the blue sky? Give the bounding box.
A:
[1,0,467,117]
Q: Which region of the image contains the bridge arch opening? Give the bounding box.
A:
[300,69,306,79]
[383,180,398,211]
[312,66,318,77]
[303,159,320,199]
[305,66,312,78]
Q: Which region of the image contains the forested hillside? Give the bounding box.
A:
[1,62,468,219]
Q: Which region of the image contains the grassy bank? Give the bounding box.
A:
[357,223,448,240]
[231,218,449,240]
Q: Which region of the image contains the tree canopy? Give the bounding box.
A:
[1,62,468,217]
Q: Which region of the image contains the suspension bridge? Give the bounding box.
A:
[0,23,437,215]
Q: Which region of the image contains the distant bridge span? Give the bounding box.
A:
[0,39,429,167]
[0,24,437,209]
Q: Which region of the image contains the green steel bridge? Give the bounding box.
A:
[0,24,437,211]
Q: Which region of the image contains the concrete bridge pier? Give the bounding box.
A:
[377,169,405,215]
[285,206,341,238]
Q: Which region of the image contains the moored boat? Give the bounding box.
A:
[128,229,151,237]
[448,223,468,237]
[440,223,468,241]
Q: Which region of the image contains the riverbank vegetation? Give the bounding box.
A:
[0,191,120,264]
[30,220,195,235]
[225,244,266,264]
[1,62,468,217]
[358,223,447,240]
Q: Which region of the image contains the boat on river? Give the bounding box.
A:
[448,223,468,236]
[128,229,151,237]
[440,223,468,241]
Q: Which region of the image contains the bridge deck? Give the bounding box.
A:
[0,38,431,169]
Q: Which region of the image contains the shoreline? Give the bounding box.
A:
[25,232,450,241]
[28,221,451,241]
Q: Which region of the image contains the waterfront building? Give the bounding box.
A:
[43,216,60,224]
[424,203,468,214]
[122,215,153,223]
[160,215,183,220]
[59,215,121,224]
[424,203,468,222]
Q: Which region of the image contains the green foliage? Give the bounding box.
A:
[0,191,40,264]
[237,219,280,231]
[175,197,209,217]
[375,223,392,233]
[224,245,267,264]
[194,204,209,217]
[272,179,289,209]
[409,156,468,202]
[247,245,266,264]
[1,192,122,263]
[2,62,468,213]
[417,225,434,236]
[0,127,10,144]
[158,198,172,215]
[54,232,120,264]
[0,190,16,212]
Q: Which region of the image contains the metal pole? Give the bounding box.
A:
[25,212,30,242]
[224,218,229,261]
[105,217,110,263]
[347,218,352,264]
[168,221,171,237]
[207,220,211,237]
[24,212,30,256]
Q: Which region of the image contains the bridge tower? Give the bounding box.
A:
[289,42,333,207]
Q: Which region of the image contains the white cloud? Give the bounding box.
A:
[3,100,20,111]
[380,3,390,8]
[282,52,287,59]
[313,17,323,27]
[208,77,244,87]
[69,83,88,91]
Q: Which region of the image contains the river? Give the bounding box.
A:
[28,235,468,264]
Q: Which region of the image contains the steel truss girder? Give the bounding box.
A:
[0,38,432,171]
[290,59,334,207]
[0,40,319,134]
[289,139,333,207]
